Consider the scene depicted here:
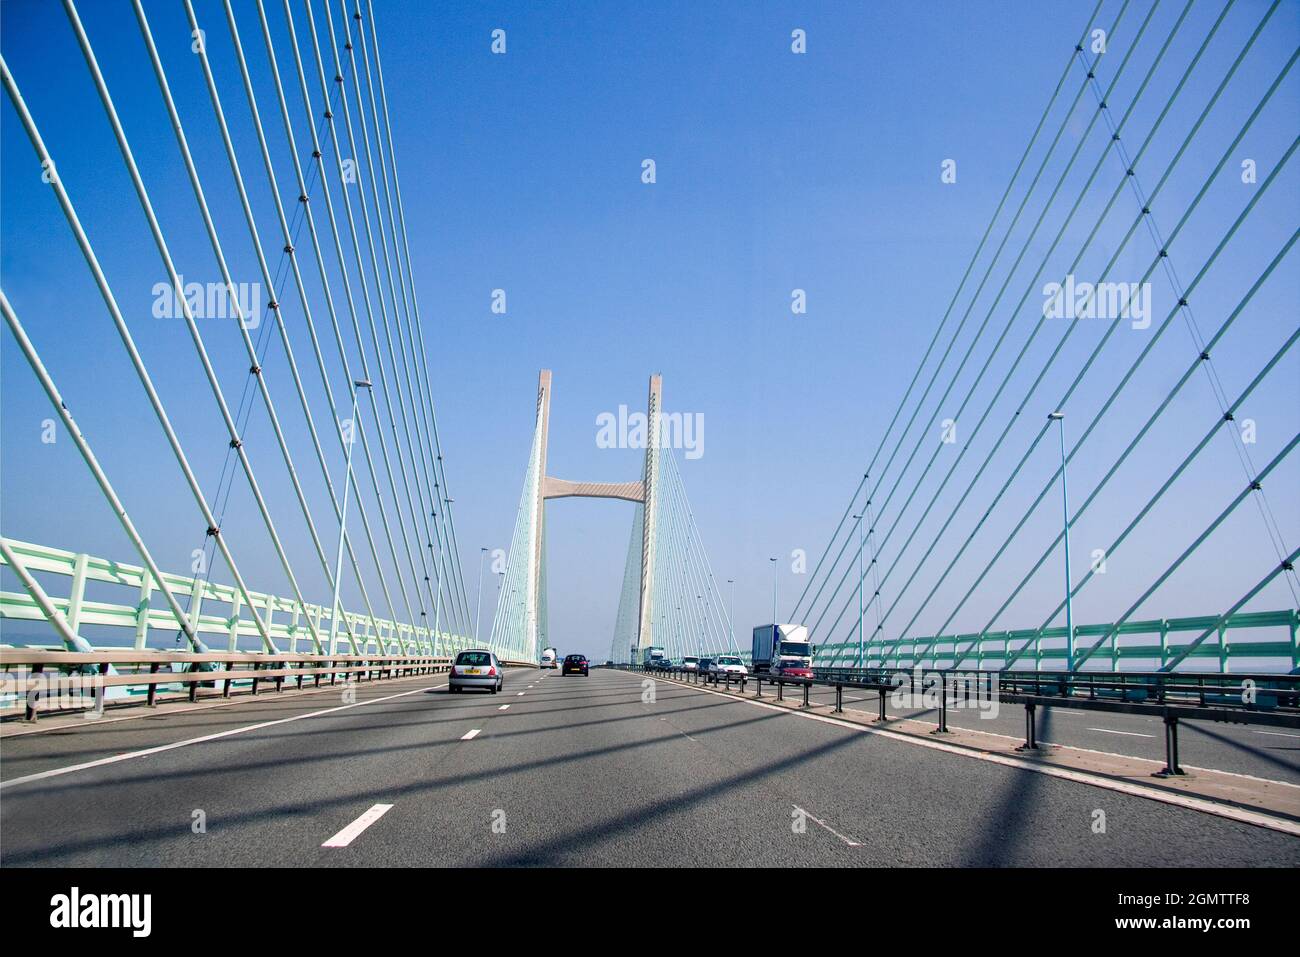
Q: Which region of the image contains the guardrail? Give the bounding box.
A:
[0,648,538,722]
[641,663,1300,777]
[0,537,475,657]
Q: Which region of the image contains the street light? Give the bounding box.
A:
[1048,411,1074,672]
[474,547,488,643]
[329,378,372,656]
[852,513,864,669]
[769,557,778,625]
[726,578,735,654]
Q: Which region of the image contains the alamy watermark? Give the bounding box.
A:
[596,404,704,459]
[888,667,1000,719]
[1042,275,1152,330]
[152,276,263,328]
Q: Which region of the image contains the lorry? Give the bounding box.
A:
[641,646,668,669]
[751,624,815,677]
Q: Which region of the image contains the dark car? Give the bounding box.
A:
[562,654,589,676]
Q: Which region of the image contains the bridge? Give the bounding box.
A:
[0,0,1297,877]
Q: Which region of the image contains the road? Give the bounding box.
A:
[1,667,1297,866]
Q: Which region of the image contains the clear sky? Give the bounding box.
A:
[2,0,1297,662]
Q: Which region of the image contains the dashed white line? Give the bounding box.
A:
[460,728,481,740]
[516,692,525,696]
[322,804,393,848]
[1254,730,1300,739]
[498,705,510,711]
[1086,727,1154,738]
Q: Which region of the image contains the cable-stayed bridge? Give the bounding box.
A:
[0,0,1296,872]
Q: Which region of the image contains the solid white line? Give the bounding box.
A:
[322,804,393,848]
[1087,727,1155,738]
[1,682,447,790]
[794,804,862,847]
[667,677,1300,836]
[498,705,510,711]
[461,728,481,740]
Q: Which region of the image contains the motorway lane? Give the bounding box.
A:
[1,667,1297,866]
[792,682,1300,784]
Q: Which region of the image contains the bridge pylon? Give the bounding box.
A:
[511,370,662,663]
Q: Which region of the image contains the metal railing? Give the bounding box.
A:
[642,662,1300,777]
[813,609,1300,673]
[0,647,537,721]
[0,537,475,657]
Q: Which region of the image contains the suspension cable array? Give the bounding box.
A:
[792,0,1298,672]
[0,0,477,657]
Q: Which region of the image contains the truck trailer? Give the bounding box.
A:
[751,624,814,677]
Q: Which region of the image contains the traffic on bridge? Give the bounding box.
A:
[0,0,1296,937]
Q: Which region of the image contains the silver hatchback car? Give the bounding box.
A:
[448,650,503,693]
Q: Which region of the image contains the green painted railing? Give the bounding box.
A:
[0,537,471,657]
[815,609,1299,673]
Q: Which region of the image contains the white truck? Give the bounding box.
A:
[751,624,815,677]
[540,647,558,669]
[641,646,668,669]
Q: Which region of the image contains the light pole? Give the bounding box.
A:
[727,578,735,654]
[329,378,371,656]
[769,557,778,625]
[852,513,864,669]
[1049,412,1074,672]
[435,496,453,647]
[474,547,488,643]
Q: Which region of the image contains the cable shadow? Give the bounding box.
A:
[957,707,1056,867]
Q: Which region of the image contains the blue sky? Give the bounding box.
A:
[2,0,1297,661]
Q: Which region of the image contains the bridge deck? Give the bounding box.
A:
[1,668,1295,867]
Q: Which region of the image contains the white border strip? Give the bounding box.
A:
[1,683,446,789]
[672,678,1300,836]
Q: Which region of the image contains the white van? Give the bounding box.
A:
[540,647,558,669]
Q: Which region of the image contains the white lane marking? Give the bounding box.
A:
[461,728,481,740]
[322,803,393,848]
[666,676,1300,837]
[794,804,862,847]
[1254,730,1300,739]
[516,692,525,696]
[1,682,447,790]
[1087,727,1155,738]
[498,705,510,711]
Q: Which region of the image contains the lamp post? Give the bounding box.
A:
[1048,411,1074,673]
[852,513,864,669]
[727,578,735,654]
[769,557,778,625]
[329,378,371,656]
[474,547,488,643]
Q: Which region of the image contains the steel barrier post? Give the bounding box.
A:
[777,679,783,702]
[877,684,887,722]
[147,662,160,707]
[1018,702,1038,751]
[1157,714,1185,777]
[802,680,810,708]
[834,683,843,713]
[932,673,948,734]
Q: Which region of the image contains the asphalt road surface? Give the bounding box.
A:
[1,667,1297,866]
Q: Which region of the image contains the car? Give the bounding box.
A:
[681,656,700,672]
[448,649,503,694]
[540,647,558,669]
[697,657,715,675]
[714,655,748,676]
[562,654,589,676]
